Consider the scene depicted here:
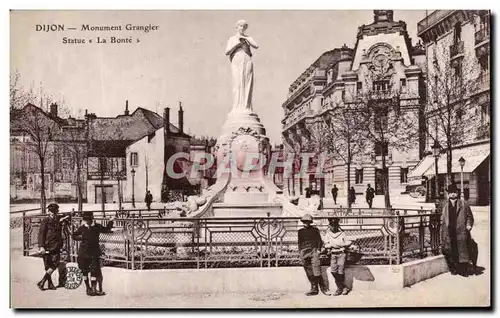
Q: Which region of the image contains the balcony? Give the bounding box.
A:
[475,27,490,58]
[475,27,490,45]
[475,72,490,94]
[475,124,490,140]
[417,10,454,35]
[449,41,464,60]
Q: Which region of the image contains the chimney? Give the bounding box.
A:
[50,103,58,117]
[164,107,170,136]
[178,102,184,134]
[124,100,130,115]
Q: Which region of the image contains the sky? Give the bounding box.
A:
[10,10,428,144]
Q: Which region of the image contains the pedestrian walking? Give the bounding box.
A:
[73,212,114,296]
[145,190,153,211]
[36,203,69,291]
[323,217,352,295]
[331,185,338,205]
[348,187,356,206]
[365,184,375,208]
[441,184,474,277]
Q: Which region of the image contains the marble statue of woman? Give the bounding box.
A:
[225,20,259,113]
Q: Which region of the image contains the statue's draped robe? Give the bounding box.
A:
[227,36,254,112]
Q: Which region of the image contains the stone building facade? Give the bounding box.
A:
[414,10,490,205]
[281,10,427,197]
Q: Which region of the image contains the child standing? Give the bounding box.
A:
[72,211,114,296]
[323,217,352,296]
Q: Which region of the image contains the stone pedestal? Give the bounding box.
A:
[214,109,274,205]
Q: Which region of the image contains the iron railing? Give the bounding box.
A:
[417,10,454,34]
[22,208,440,270]
[475,27,490,45]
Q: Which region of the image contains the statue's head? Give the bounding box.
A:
[236,20,248,34]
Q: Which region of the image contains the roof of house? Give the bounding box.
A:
[10,103,67,134]
[89,107,190,141]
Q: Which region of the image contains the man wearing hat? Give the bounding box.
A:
[298,214,328,296]
[73,211,114,296]
[37,203,69,290]
[441,184,474,277]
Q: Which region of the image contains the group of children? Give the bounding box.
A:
[298,214,352,296]
[37,204,114,297]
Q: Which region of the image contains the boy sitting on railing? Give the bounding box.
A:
[323,217,352,296]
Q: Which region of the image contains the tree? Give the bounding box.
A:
[310,100,367,208]
[58,125,88,212]
[144,154,152,192]
[12,105,58,213]
[358,86,418,208]
[425,36,481,188]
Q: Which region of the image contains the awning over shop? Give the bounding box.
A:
[423,143,490,177]
[408,155,435,181]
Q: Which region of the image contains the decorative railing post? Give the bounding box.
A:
[131,218,135,270]
[396,211,405,265]
[267,212,271,268]
[418,210,425,258]
[22,212,27,256]
[429,210,441,256]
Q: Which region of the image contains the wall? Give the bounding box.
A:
[425,19,485,148]
[125,128,165,203]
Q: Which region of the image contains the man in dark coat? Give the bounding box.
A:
[331,185,338,205]
[348,187,356,206]
[365,184,375,208]
[73,211,114,296]
[145,190,153,211]
[37,203,69,290]
[441,184,474,277]
[298,214,330,296]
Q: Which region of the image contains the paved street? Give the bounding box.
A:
[10,208,490,308]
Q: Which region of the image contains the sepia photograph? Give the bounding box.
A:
[8,8,491,309]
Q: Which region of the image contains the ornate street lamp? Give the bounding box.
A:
[458,156,466,199]
[131,168,136,208]
[431,141,440,199]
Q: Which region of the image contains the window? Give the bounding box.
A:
[357,82,362,94]
[355,168,364,184]
[453,61,462,78]
[130,152,138,166]
[400,78,406,87]
[374,141,389,157]
[400,167,409,184]
[98,157,108,173]
[481,103,490,124]
[341,90,346,101]
[121,157,126,173]
[479,55,489,73]
[454,23,462,42]
[374,106,388,131]
[373,80,390,92]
